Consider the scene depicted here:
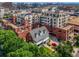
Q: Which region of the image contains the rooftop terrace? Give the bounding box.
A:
[68,17,79,26]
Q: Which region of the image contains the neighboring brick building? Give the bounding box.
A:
[50,25,74,41]
[1,19,31,41]
[14,28,28,41]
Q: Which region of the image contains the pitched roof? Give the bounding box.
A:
[30,26,49,44]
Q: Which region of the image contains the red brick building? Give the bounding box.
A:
[50,25,74,40]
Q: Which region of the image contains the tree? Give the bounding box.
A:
[55,41,73,57]
[0,30,26,56]
[7,48,33,57]
[0,30,59,57]
[28,42,40,56]
[75,35,79,46]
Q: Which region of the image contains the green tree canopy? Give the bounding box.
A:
[55,41,73,57]
[75,35,79,47]
[0,30,58,57]
[7,48,33,57]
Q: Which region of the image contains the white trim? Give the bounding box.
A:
[36,37,49,45]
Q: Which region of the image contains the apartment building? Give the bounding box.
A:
[39,10,70,31]
[41,10,69,27]
[12,11,41,28]
[12,12,32,25]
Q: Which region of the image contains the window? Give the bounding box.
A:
[74,30,78,33]
[59,25,61,27]
[54,22,56,24]
[43,30,46,34]
[59,14,62,17]
[48,21,50,23]
[38,31,41,36]
[59,22,61,24]
[63,14,66,17]
[56,14,59,17]
[47,14,49,16]
[59,30,61,32]
[69,36,71,40]
[53,14,55,17]
[50,14,52,16]
[52,33,56,36]
[35,33,38,38]
[51,19,52,20]
[59,19,61,21]
[54,19,56,21]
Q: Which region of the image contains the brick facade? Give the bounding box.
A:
[50,27,67,40]
[14,28,27,41]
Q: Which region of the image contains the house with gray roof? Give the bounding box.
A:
[29,26,49,45]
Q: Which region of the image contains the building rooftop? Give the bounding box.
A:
[61,25,73,30]
[2,19,18,29]
[30,26,49,45]
[8,23,18,29]
[68,17,79,26]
